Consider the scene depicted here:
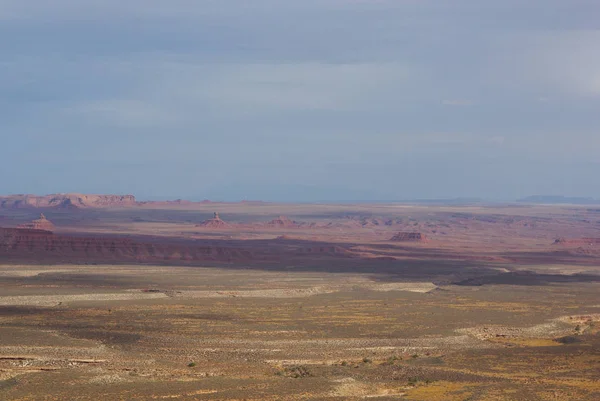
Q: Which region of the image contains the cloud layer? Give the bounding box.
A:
[1,0,599,200]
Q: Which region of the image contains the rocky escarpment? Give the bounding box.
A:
[389,232,428,242]
[0,227,253,263]
[0,227,358,265]
[0,194,137,209]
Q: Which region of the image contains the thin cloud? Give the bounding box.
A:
[1,0,599,199]
[442,99,474,106]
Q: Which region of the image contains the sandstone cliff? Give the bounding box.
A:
[0,227,357,264]
[0,227,251,263]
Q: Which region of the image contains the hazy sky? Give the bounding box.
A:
[1,0,599,201]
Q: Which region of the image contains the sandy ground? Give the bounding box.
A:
[0,263,598,400]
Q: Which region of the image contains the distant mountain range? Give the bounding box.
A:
[516,195,600,205]
[2,193,600,207]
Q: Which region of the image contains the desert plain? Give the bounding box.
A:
[0,194,598,400]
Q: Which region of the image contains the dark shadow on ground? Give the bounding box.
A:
[453,270,600,286]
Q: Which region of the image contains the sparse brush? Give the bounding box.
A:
[381,356,400,366]
[281,365,312,378]
[187,362,196,367]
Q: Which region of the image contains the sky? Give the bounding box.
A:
[1,0,599,201]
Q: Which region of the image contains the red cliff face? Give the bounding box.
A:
[0,227,255,263]
[389,232,428,242]
[0,228,55,250]
[0,227,358,265]
[0,194,137,209]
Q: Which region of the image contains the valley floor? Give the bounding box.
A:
[0,264,598,400]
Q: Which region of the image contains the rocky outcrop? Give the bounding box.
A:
[17,214,55,232]
[0,194,137,209]
[267,216,298,228]
[196,212,230,229]
[389,232,428,242]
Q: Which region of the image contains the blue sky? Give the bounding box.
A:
[1,0,599,201]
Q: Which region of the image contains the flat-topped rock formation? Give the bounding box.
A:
[197,212,230,229]
[389,232,428,242]
[17,214,55,232]
[0,194,137,209]
[0,227,253,263]
[0,226,363,265]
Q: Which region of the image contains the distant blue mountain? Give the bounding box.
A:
[517,195,600,205]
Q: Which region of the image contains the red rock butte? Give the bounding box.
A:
[389,232,428,242]
[17,213,55,232]
[197,212,230,228]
